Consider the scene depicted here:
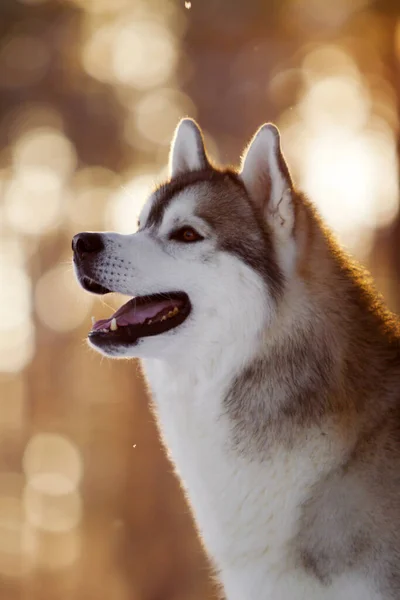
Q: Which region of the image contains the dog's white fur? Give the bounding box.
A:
[74,120,394,599]
[146,360,380,600]
[138,125,379,598]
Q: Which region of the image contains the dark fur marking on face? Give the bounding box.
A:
[199,210,284,303]
[145,167,284,301]
[195,177,285,302]
[145,169,245,229]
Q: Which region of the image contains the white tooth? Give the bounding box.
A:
[110,318,118,331]
[91,316,95,326]
[161,316,166,321]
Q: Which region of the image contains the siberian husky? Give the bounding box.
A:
[73,119,400,599]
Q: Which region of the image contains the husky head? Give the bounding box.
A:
[73,119,297,360]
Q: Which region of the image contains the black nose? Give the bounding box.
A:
[72,232,104,258]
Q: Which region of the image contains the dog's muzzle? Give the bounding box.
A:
[72,232,112,295]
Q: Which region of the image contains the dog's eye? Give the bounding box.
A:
[170,227,204,243]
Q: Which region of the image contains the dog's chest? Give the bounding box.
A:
[145,361,321,560]
[143,360,382,599]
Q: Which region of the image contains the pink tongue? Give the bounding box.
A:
[92,299,176,331]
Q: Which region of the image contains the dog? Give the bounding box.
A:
[73,118,400,599]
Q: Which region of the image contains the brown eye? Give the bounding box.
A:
[170,227,204,243]
[182,228,197,242]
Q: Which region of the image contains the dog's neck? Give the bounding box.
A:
[144,259,400,458]
[143,290,342,454]
[141,315,351,598]
[141,263,400,600]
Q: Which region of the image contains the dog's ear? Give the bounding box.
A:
[169,118,209,178]
[240,124,294,235]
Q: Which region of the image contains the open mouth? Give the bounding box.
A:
[88,291,191,348]
[81,275,112,295]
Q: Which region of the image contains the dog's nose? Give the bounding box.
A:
[72,232,104,258]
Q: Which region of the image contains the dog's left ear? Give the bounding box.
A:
[240,124,294,235]
[169,118,210,178]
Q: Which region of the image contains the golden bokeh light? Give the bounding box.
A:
[0,375,26,432]
[68,186,113,231]
[300,127,398,247]
[281,44,399,254]
[290,0,371,30]
[23,433,83,491]
[67,167,120,230]
[0,322,35,373]
[0,231,35,373]
[34,529,82,570]
[300,75,371,131]
[35,265,94,332]
[302,44,360,82]
[0,498,35,576]
[0,262,31,331]
[5,167,65,235]
[23,481,82,533]
[112,20,178,89]
[107,173,156,233]
[7,103,65,140]
[0,234,28,268]
[72,166,120,189]
[12,127,77,180]
[82,24,116,84]
[23,433,83,533]
[67,0,132,14]
[0,474,36,577]
[128,88,196,146]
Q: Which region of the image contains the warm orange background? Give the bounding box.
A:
[0,1,399,598]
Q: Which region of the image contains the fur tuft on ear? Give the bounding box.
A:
[240,124,294,235]
[169,118,210,178]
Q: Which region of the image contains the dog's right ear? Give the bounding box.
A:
[240,124,295,237]
[169,119,210,178]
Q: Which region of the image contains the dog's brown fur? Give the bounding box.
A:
[142,123,400,596]
[221,186,400,595]
[73,117,400,598]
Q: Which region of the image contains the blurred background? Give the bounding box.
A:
[0,0,399,598]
